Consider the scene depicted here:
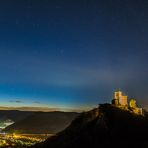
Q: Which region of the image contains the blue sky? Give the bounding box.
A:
[0,0,147,111]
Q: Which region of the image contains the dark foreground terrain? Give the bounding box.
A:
[32,104,148,148]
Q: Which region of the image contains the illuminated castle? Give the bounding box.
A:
[112,90,143,115]
[112,91,128,107]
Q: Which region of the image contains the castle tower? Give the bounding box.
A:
[112,91,121,105]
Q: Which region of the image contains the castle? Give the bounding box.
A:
[112,90,143,115]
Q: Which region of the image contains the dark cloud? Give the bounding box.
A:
[9,100,22,103]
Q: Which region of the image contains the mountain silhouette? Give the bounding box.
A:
[4,111,79,134]
[33,104,148,148]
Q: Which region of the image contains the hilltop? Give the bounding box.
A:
[33,104,148,148]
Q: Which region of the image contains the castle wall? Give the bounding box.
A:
[119,96,128,106]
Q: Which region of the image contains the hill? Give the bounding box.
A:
[3,111,79,134]
[33,104,148,148]
[0,110,34,122]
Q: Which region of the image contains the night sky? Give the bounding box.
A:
[0,0,147,111]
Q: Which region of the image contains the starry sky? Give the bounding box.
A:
[0,0,147,111]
